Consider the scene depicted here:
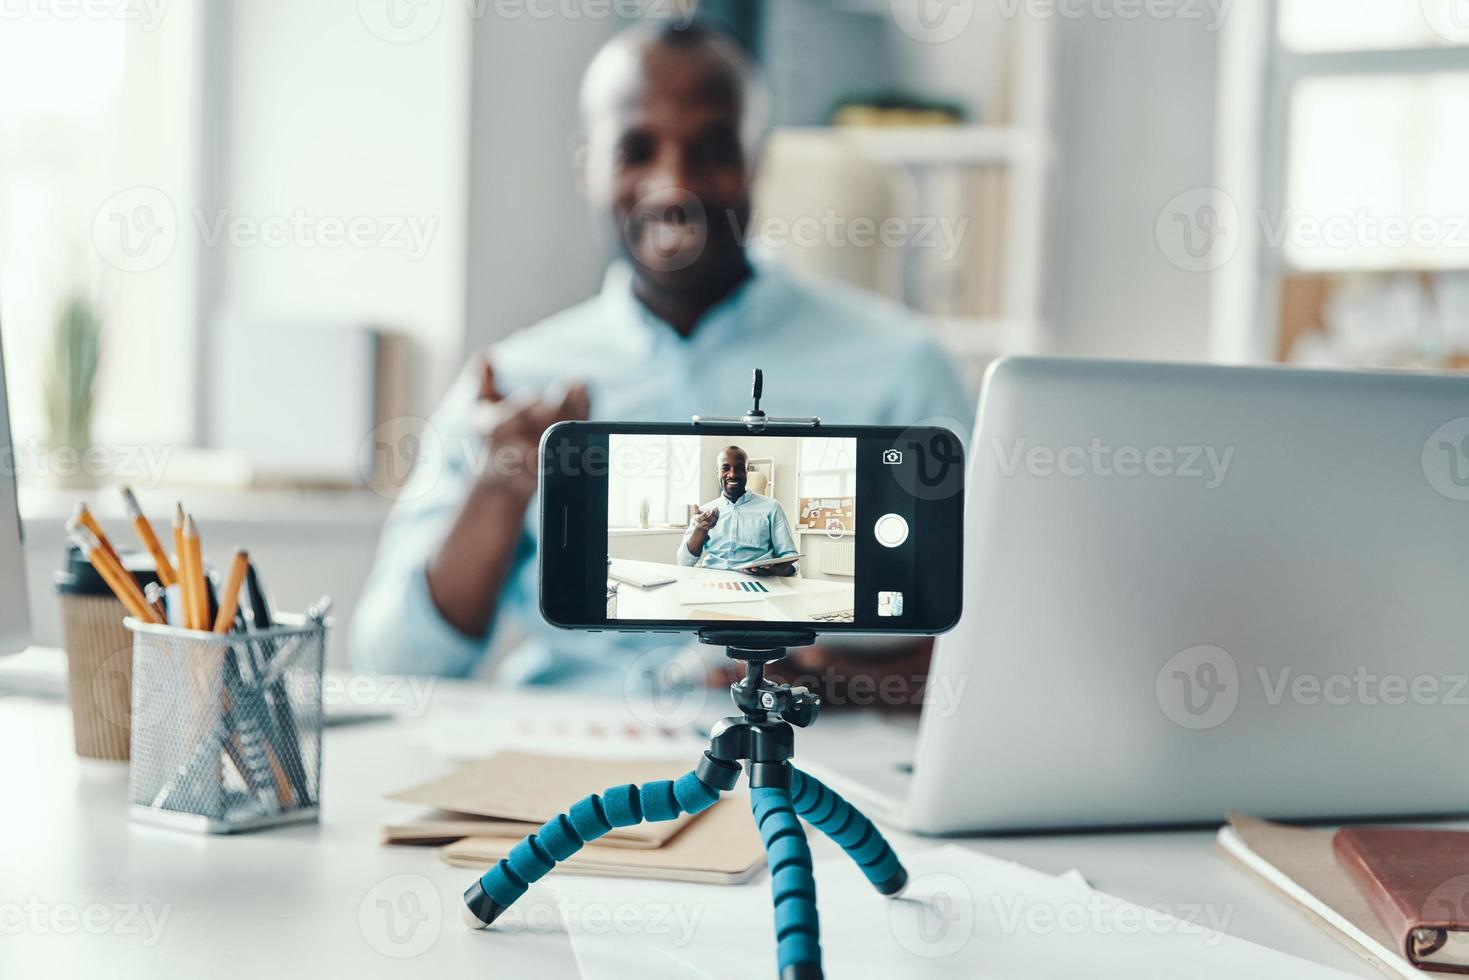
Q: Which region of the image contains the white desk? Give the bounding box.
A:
[0,667,1380,978]
[610,559,854,622]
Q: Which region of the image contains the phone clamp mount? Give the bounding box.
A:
[462,377,909,979]
[691,367,822,433]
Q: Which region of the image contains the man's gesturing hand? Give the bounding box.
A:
[685,505,719,557]
[425,355,589,640]
[467,357,589,504]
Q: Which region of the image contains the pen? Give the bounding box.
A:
[121,486,177,587]
[245,561,273,629]
[247,562,313,805]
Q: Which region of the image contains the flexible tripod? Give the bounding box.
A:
[461,630,908,980]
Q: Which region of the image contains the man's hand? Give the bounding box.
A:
[467,358,589,505]
[686,505,719,556]
[426,355,588,639]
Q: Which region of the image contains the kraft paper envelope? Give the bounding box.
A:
[386,752,707,848]
[439,794,764,885]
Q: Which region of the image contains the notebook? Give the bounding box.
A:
[1335,826,1469,974]
[440,793,764,885]
[385,752,704,848]
[1217,813,1465,978]
[731,553,803,573]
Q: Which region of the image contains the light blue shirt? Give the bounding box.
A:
[678,491,800,570]
[350,259,974,689]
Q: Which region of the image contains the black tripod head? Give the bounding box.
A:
[698,629,821,729]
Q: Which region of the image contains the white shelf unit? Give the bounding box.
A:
[765,14,1055,388]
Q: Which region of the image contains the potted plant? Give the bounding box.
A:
[42,291,103,488]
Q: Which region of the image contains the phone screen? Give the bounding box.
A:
[539,423,964,633]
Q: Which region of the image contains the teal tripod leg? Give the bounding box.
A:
[751,786,823,980]
[790,767,908,897]
[461,768,726,928]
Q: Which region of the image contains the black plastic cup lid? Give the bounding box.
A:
[54,544,162,597]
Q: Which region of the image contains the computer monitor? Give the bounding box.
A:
[0,324,30,655]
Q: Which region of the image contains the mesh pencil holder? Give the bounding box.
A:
[124,612,327,834]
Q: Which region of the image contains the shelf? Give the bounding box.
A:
[775,125,1044,168]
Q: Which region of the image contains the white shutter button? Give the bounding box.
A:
[874,513,909,548]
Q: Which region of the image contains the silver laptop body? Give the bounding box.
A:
[909,357,1469,833]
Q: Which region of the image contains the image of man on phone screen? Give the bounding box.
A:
[679,446,799,576]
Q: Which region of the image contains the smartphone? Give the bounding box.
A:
[539,421,964,633]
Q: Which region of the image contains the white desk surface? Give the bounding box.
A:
[611,559,853,622]
[1,667,1381,978]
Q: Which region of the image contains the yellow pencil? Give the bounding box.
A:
[75,503,124,569]
[183,514,208,631]
[121,486,177,588]
[213,549,250,634]
[173,504,194,629]
[66,521,162,624]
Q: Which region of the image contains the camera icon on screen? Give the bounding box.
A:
[882,449,903,465]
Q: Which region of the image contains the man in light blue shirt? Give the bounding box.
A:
[350,23,972,688]
[679,446,800,573]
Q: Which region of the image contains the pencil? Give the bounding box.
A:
[213,549,250,634]
[173,504,194,629]
[120,487,176,587]
[75,503,124,569]
[183,514,208,632]
[66,521,161,624]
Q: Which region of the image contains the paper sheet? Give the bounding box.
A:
[552,845,1359,980]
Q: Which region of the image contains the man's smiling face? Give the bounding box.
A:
[718,447,748,501]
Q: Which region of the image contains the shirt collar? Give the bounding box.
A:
[720,490,751,507]
[597,255,790,347]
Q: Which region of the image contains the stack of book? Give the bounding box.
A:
[382,751,764,884]
[1219,813,1469,976]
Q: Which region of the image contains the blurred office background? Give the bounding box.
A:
[3,0,1466,662]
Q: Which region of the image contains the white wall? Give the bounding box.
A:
[1046,14,1224,361]
[464,13,622,351]
[213,0,473,414]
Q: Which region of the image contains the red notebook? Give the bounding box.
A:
[1334,826,1469,974]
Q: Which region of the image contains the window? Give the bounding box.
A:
[1278,0,1468,52]
[0,11,198,464]
[608,434,702,529]
[797,437,856,499]
[1260,1,1469,363]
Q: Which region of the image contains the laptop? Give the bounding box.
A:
[0,321,29,656]
[836,357,1469,834]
